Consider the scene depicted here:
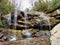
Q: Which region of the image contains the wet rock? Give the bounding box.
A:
[0,28,9,42]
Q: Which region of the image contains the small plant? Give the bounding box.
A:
[0,0,14,28]
[0,1,14,15]
[33,0,60,13]
[47,0,60,12]
[0,20,8,28]
[0,23,4,27]
[33,1,48,12]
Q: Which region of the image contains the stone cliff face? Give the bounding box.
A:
[48,9,60,28]
[9,11,52,30]
[2,10,60,30]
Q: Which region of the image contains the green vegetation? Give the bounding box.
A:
[0,20,8,27]
[0,0,14,15]
[47,0,60,13]
[0,0,14,27]
[33,0,60,13]
[33,1,48,12]
[0,23,4,27]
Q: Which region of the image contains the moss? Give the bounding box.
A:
[0,23,4,27]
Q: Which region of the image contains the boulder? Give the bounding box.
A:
[50,23,60,45]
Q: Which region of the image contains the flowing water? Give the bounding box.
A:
[38,12,51,30]
[10,10,18,41]
[9,0,18,41]
[24,12,32,45]
[13,10,18,30]
[7,13,11,27]
[38,12,51,37]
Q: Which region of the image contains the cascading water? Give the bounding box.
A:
[9,0,18,41]
[13,10,18,30]
[38,12,51,29]
[7,12,17,41]
[24,12,28,29]
[7,13,11,27]
[10,10,18,41]
[38,12,51,37]
[23,12,32,45]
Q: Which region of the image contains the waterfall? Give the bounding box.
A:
[24,12,31,38]
[13,10,17,30]
[7,13,17,41]
[7,13,11,28]
[38,12,51,37]
[10,9,18,41]
[48,20,51,30]
[9,0,18,41]
[38,12,51,30]
[23,12,32,45]
[24,12,28,29]
[13,0,18,30]
[9,10,18,41]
